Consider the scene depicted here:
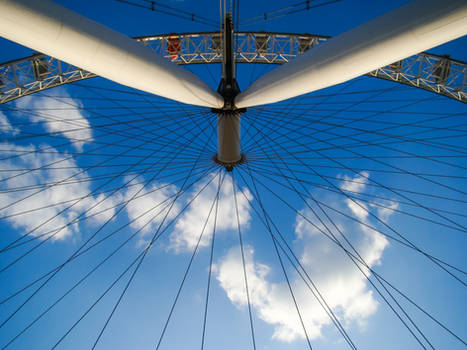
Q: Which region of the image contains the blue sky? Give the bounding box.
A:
[0,0,466,349]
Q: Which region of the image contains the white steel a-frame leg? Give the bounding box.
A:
[0,0,223,108]
[235,0,467,108]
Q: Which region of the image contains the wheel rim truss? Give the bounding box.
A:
[1,31,466,104]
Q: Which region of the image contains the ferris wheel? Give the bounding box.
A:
[0,0,466,349]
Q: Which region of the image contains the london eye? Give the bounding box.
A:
[0,0,466,349]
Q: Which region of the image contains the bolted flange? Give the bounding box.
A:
[212,153,246,172]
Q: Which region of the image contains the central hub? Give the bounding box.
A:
[217,111,241,164]
[212,12,246,171]
[212,108,246,171]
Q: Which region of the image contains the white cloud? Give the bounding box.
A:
[215,245,313,341]
[122,172,253,250]
[169,173,253,252]
[0,143,121,240]
[215,172,396,343]
[339,171,369,194]
[0,111,19,135]
[340,171,370,221]
[373,201,399,223]
[14,88,92,150]
[123,176,180,238]
[85,191,124,225]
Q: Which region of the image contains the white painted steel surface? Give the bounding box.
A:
[0,0,223,108]
[235,0,467,108]
[217,112,241,164]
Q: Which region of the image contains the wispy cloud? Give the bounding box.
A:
[0,88,120,240]
[14,88,92,151]
[0,111,19,135]
[124,176,180,239]
[0,143,121,240]
[169,173,253,253]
